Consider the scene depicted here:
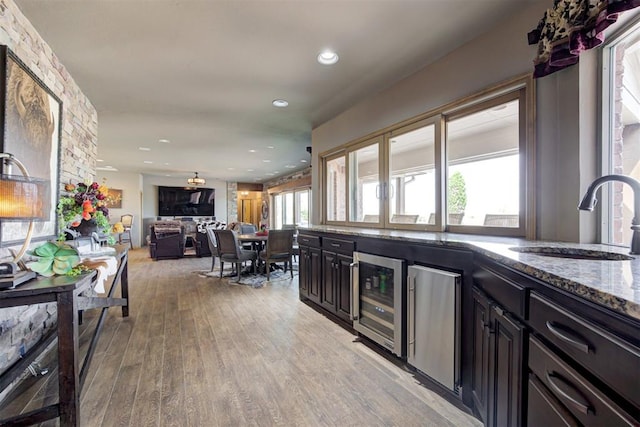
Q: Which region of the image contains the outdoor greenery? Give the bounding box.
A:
[448,171,467,213]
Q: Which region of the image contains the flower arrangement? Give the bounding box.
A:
[57,180,111,239]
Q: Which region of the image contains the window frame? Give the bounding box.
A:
[320,74,535,237]
[599,17,640,246]
[444,89,529,237]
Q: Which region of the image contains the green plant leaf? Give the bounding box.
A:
[26,258,55,276]
[32,242,59,258]
[55,247,78,258]
[52,256,79,275]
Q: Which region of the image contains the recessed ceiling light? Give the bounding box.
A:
[265,172,274,176]
[317,50,339,65]
[97,159,104,162]
[227,167,235,170]
[159,139,170,143]
[285,165,295,168]
[263,159,271,163]
[96,166,118,171]
[247,169,254,172]
[249,149,256,153]
[143,160,153,164]
[139,147,151,151]
[164,162,170,165]
[165,174,171,177]
[301,159,308,163]
[272,99,288,108]
[267,145,274,149]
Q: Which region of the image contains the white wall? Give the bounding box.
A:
[97,171,143,247]
[310,1,613,243]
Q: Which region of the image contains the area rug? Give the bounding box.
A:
[195,267,297,288]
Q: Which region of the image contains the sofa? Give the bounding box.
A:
[194,220,227,257]
[149,221,186,260]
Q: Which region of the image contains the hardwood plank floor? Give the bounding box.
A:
[1,249,482,426]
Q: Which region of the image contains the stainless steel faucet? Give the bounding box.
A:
[578,174,640,255]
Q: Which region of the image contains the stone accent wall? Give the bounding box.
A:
[227,182,238,223]
[0,0,98,392]
[612,43,625,244]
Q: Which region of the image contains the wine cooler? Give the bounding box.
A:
[351,252,405,357]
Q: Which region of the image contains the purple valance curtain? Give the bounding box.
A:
[528,0,640,78]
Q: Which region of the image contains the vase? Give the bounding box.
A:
[72,218,99,237]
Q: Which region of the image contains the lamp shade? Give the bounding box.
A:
[0,174,50,220]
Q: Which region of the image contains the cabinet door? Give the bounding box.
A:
[321,251,337,311]
[335,253,353,321]
[308,247,322,304]
[298,246,309,298]
[488,306,525,427]
[471,287,491,424]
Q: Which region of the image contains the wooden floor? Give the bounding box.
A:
[1,249,482,426]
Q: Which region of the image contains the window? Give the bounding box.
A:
[326,155,346,222]
[388,119,439,226]
[349,138,381,222]
[321,75,534,237]
[271,188,311,229]
[446,95,522,231]
[602,20,640,247]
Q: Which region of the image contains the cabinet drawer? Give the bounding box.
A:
[529,336,636,426]
[322,237,355,254]
[297,234,321,248]
[472,264,526,319]
[528,372,580,427]
[530,292,640,409]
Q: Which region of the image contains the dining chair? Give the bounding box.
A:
[239,223,258,251]
[258,229,295,280]
[214,229,256,281]
[282,224,299,262]
[205,226,221,272]
[120,214,134,249]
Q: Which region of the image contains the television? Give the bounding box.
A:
[158,186,215,217]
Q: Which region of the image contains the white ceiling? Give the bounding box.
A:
[14,0,540,184]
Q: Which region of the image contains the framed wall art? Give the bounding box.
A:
[0,46,61,246]
[106,188,123,209]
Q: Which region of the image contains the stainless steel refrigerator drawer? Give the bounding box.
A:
[407,265,461,393]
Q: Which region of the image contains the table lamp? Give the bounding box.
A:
[0,153,50,289]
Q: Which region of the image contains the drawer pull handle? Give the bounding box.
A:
[330,243,341,248]
[301,238,310,243]
[545,371,594,415]
[546,321,591,354]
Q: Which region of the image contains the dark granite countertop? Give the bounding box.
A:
[302,225,640,322]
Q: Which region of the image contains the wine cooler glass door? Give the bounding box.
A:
[353,252,404,356]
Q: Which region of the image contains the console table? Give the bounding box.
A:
[0,246,129,426]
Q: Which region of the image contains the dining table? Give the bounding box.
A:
[237,233,269,273]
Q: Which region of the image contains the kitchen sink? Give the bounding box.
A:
[509,246,634,261]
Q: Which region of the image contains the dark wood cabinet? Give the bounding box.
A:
[471,286,525,427]
[298,233,321,304]
[527,372,580,427]
[487,304,524,427]
[321,251,337,310]
[335,254,353,321]
[298,245,321,303]
[529,335,637,426]
[321,250,352,321]
[296,232,640,426]
[298,245,310,298]
[471,287,490,424]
